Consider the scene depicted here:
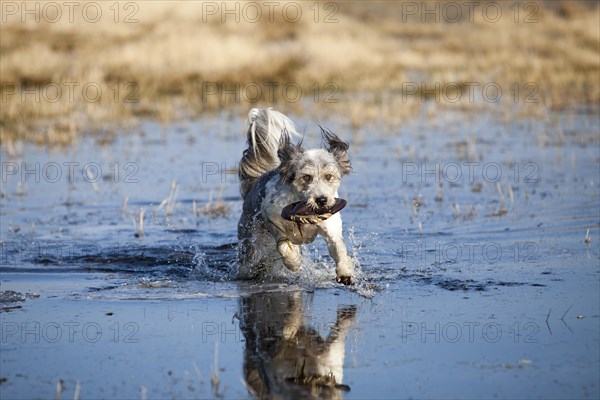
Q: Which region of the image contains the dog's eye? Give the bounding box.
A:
[302,175,312,184]
[324,174,333,181]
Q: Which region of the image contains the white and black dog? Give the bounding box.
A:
[237,108,355,285]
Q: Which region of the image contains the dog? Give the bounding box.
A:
[237,108,355,285]
[239,290,356,398]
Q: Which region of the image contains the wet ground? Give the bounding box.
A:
[1,108,599,399]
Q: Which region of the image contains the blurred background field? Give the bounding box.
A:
[0,0,599,145]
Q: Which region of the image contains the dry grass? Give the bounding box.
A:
[193,197,231,219]
[1,0,598,145]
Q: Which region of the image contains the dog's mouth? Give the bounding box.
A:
[281,198,347,224]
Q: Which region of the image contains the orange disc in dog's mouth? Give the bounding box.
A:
[281,198,347,224]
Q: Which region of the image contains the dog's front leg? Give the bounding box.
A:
[263,206,303,272]
[277,237,302,272]
[318,214,354,285]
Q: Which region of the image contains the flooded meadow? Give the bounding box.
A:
[1,107,599,399]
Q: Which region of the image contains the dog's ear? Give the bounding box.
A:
[321,127,351,175]
[278,132,303,183]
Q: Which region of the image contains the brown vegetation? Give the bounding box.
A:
[0,0,598,145]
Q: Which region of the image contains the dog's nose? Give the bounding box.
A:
[316,196,328,207]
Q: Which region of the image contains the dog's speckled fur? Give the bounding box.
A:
[237,108,354,284]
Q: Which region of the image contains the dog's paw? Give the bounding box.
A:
[336,274,354,285]
[337,305,357,320]
[277,240,302,272]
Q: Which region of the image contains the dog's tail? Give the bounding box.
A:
[239,108,300,199]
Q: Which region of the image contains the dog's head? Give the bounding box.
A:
[278,128,351,210]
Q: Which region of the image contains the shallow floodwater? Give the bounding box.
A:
[1,108,599,399]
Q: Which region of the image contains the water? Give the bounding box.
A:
[1,108,599,399]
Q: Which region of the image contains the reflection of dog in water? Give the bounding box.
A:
[239,291,356,399]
